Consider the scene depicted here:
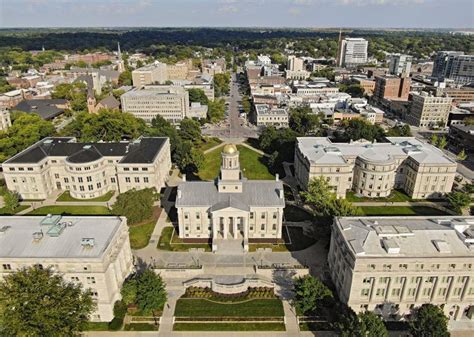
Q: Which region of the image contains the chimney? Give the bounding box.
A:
[275,173,279,181]
[279,188,284,199]
[182,174,186,182]
[177,190,182,199]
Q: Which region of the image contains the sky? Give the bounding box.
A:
[0,0,473,29]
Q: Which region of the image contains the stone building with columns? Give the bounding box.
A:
[175,144,285,252]
[329,216,474,322]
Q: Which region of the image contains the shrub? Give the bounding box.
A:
[108,317,124,331]
[113,300,127,319]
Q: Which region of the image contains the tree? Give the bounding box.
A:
[446,191,470,215]
[51,82,87,112]
[136,269,167,315]
[463,117,474,126]
[430,133,439,145]
[207,98,225,123]
[179,118,202,144]
[120,278,138,306]
[337,119,385,142]
[293,275,332,315]
[173,140,204,173]
[300,177,361,217]
[214,73,230,97]
[0,112,55,162]
[359,312,388,337]
[386,124,412,137]
[438,135,447,150]
[241,95,252,114]
[2,190,19,213]
[340,84,365,98]
[289,106,320,135]
[336,309,388,337]
[118,70,132,86]
[188,88,208,105]
[457,149,467,161]
[112,188,157,225]
[0,266,94,336]
[61,109,146,142]
[409,304,449,337]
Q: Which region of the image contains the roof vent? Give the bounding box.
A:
[433,240,451,253]
[83,145,92,150]
[81,238,95,248]
[0,225,11,235]
[382,238,400,254]
[32,231,44,241]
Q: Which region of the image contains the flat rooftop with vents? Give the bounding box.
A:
[0,215,124,259]
[335,216,474,258]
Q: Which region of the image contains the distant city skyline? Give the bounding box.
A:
[0,0,473,29]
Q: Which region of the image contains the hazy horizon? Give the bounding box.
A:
[1,0,473,29]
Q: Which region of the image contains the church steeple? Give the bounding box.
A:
[117,42,125,73]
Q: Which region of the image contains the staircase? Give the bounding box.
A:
[213,238,244,255]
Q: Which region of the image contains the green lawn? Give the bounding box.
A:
[174,298,284,317]
[198,145,274,181]
[26,206,111,216]
[173,323,285,331]
[129,221,156,250]
[0,205,29,215]
[124,323,158,331]
[157,227,211,252]
[56,191,114,202]
[199,137,223,152]
[83,322,110,331]
[249,226,316,252]
[360,206,448,216]
[346,189,412,202]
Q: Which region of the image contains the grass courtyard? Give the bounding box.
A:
[27,205,111,216]
[173,323,285,331]
[56,191,114,202]
[359,206,448,216]
[157,226,211,252]
[198,137,223,152]
[0,205,29,215]
[128,207,162,250]
[249,226,317,252]
[198,145,274,181]
[346,189,412,202]
[174,298,284,317]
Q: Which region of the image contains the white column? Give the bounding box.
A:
[223,217,227,239]
[243,217,248,239]
[212,216,218,239]
[234,217,238,239]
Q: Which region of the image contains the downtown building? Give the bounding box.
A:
[432,51,474,85]
[336,38,368,68]
[0,215,133,322]
[3,137,171,200]
[120,85,191,124]
[328,216,474,322]
[294,137,457,199]
[406,92,453,128]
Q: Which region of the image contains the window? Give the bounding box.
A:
[363,278,371,284]
[64,177,69,183]
[71,277,79,282]
[144,177,149,183]
[391,289,401,297]
[88,185,93,191]
[78,177,83,183]
[273,212,277,219]
[133,168,139,171]
[376,288,385,297]
[54,173,59,179]
[86,277,96,284]
[407,288,416,296]
[2,264,11,270]
[80,186,85,191]
[134,177,140,183]
[399,264,408,270]
[250,212,254,219]
[196,213,200,219]
[111,177,116,183]
[86,176,92,182]
[184,213,189,220]
[361,289,370,296]
[125,177,131,183]
[272,223,277,230]
[123,168,130,171]
[260,224,265,230]
[142,168,148,171]
[261,213,265,219]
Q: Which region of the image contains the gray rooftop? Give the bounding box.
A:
[255,104,288,117]
[297,137,456,165]
[335,216,474,258]
[176,180,285,209]
[0,216,123,259]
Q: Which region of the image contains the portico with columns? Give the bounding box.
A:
[175,144,285,252]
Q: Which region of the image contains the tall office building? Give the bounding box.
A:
[287,55,304,71]
[407,92,453,128]
[373,75,411,102]
[121,85,190,124]
[389,54,413,77]
[337,37,368,67]
[432,51,474,85]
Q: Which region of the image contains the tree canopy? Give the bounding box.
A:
[301,176,361,217]
[213,73,230,97]
[409,304,449,337]
[337,119,386,142]
[207,98,225,123]
[289,106,320,135]
[0,266,94,337]
[336,308,388,337]
[61,108,146,142]
[386,124,412,137]
[188,88,208,105]
[112,188,158,225]
[293,275,332,315]
[446,190,470,215]
[0,112,55,162]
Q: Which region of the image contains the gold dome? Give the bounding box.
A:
[222,144,238,154]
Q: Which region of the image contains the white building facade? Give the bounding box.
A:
[0,215,133,322]
[329,216,474,322]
